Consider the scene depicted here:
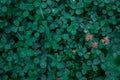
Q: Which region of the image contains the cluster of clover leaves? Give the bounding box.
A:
[0,0,120,80]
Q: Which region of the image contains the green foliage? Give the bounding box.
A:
[0,0,120,80]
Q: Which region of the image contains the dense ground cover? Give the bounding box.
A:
[0,0,120,80]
